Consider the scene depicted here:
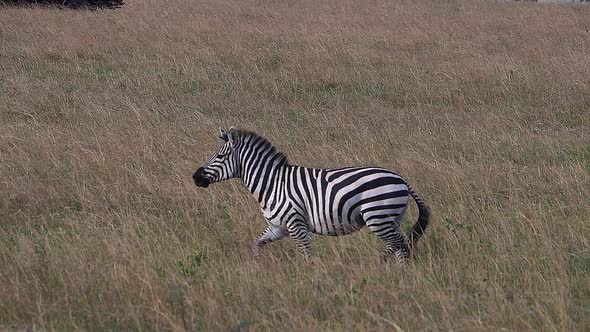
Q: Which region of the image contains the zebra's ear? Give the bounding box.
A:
[219,127,228,141]
[227,127,239,147]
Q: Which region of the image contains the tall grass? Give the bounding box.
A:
[1,0,589,330]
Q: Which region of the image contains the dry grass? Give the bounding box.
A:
[1,0,589,330]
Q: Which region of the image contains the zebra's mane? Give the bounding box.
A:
[236,129,289,166]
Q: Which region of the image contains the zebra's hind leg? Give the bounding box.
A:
[366,220,410,265]
[254,226,288,257]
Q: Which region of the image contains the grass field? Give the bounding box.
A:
[1,0,589,330]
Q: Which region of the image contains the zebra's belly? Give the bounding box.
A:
[310,217,366,236]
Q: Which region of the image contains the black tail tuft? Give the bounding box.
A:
[407,184,430,248]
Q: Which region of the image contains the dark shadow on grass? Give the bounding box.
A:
[0,0,123,9]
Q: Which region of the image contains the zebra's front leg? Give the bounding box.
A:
[287,222,313,258]
[254,226,288,257]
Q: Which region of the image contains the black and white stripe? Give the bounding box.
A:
[193,127,430,263]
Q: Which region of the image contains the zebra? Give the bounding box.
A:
[193,127,430,264]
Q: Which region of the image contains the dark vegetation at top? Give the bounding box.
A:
[0,0,123,9]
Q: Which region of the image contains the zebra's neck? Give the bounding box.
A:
[237,145,288,210]
[241,158,287,209]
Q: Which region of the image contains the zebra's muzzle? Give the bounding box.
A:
[193,168,211,188]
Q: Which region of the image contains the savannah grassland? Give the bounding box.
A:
[0,0,589,330]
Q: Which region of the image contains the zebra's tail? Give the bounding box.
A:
[407,184,430,248]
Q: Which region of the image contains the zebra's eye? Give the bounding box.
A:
[217,153,228,160]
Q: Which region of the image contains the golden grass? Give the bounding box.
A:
[1,0,589,330]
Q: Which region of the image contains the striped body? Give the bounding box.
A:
[193,127,430,263]
[263,166,409,237]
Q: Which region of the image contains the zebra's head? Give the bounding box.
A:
[193,127,241,188]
